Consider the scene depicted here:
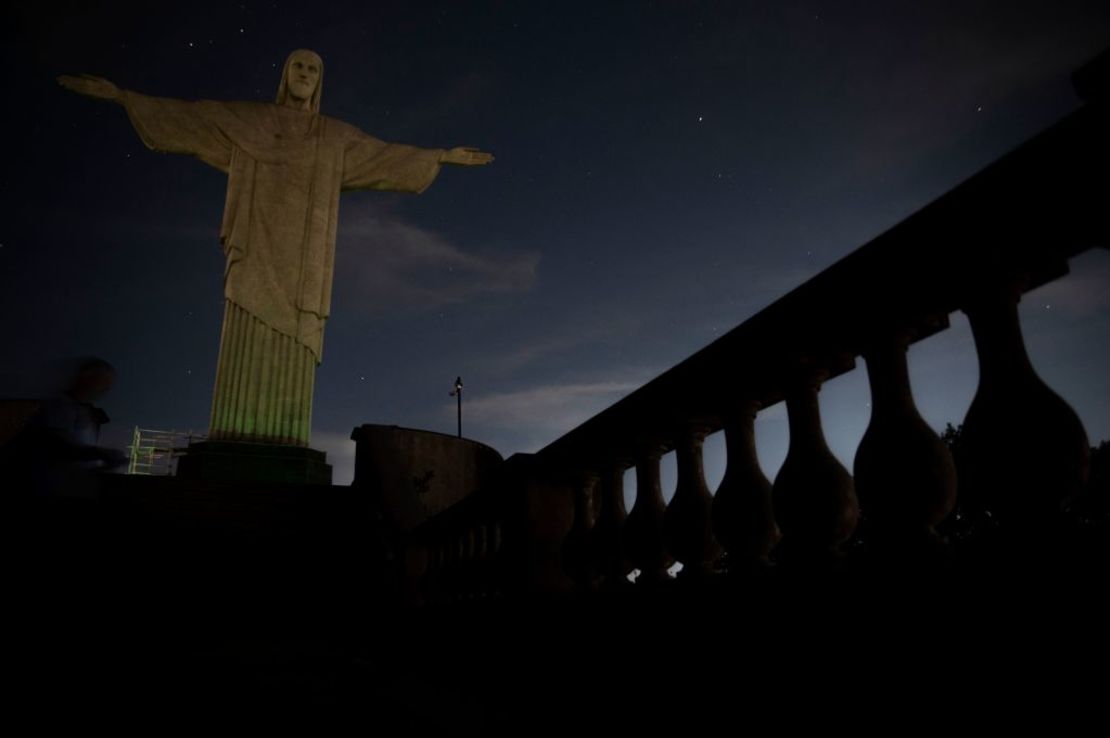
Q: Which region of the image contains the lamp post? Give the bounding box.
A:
[450,376,463,438]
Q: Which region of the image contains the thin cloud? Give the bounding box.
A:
[335,205,539,316]
[312,429,358,486]
[1024,253,1110,318]
[491,315,644,374]
[458,378,647,453]
[495,334,597,373]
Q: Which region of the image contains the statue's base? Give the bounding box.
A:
[176,441,332,486]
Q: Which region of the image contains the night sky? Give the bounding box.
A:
[3,1,1109,491]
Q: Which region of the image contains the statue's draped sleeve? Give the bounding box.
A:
[120,90,235,173]
[341,130,444,193]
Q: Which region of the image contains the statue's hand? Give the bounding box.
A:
[57,74,120,101]
[441,147,494,166]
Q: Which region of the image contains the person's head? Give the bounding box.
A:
[69,358,115,403]
[277,49,324,112]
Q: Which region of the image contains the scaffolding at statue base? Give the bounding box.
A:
[127,426,206,476]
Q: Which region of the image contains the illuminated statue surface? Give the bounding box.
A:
[60,50,492,445]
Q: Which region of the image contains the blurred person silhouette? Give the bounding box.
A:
[1,357,128,500]
[3,359,131,665]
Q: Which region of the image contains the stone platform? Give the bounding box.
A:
[176,440,332,485]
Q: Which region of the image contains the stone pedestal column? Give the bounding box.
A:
[209,300,316,447]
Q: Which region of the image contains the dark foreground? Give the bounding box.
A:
[9,475,1108,732]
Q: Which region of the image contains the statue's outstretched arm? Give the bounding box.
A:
[57,74,121,102]
[59,74,233,173]
[440,147,494,166]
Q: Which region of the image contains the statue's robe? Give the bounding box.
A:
[121,91,444,445]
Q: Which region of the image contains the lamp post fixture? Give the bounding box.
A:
[450,376,463,438]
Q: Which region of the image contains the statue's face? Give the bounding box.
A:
[286,51,321,103]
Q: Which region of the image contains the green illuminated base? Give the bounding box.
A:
[176,441,332,486]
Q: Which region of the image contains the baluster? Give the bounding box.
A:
[462,526,478,600]
[448,534,463,602]
[402,542,429,609]
[624,443,673,583]
[476,524,488,560]
[664,424,722,578]
[713,400,780,569]
[472,523,489,599]
[518,471,576,596]
[773,375,859,565]
[959,283,1090,528]
[854,332,956,560]
[563,471,601,591]
[424,541,442,606]
[487,521,504,598]
[589,461,631,588]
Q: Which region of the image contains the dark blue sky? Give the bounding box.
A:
[3,1,1108,489]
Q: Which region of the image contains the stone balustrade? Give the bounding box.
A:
[402,52,1108,606]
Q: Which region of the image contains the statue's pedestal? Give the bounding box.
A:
[176,441,332,485]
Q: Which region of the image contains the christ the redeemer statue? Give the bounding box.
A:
[59,49,492,448]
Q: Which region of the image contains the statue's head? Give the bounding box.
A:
[277,49,323,112]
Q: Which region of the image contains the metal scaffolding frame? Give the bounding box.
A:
[127,426,205,476]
